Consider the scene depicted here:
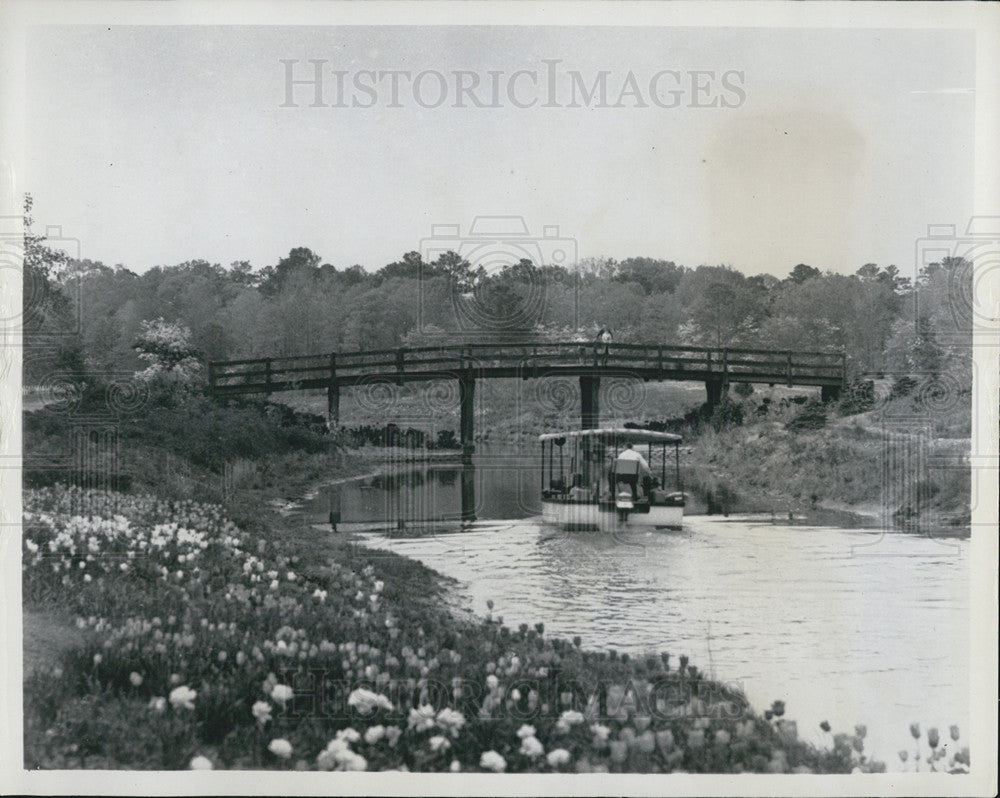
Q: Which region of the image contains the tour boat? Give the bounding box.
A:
[539,428,685,530]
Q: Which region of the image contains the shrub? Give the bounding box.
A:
[710,399,744,432]
[837,380,876,416]
[786,400,827,431]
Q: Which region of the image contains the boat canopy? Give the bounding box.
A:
[539,428,681,444]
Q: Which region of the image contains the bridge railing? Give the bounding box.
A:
[208,341,845,395]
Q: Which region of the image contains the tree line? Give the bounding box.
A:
[22,195,970,389]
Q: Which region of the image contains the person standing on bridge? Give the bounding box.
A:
[596,328,613,366]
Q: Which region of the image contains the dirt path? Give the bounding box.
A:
[21,606,87,676]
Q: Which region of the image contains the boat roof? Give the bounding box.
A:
[539,428,682,444]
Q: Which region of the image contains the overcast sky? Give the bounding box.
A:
[23,24,975,278]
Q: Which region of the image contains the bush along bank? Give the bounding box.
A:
[23,484,892,774]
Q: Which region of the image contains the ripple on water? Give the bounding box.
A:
[356,516,968,770]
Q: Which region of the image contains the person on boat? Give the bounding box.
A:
[613,444,650,500]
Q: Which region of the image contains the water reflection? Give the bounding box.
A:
[313,449,540,529]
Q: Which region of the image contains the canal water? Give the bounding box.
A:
[308,449,970,769]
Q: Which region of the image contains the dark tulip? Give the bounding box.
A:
[910,722,920,740]
[927,728,939,748]
[771,700,785,717]
[949,725,960,742]
[764,710,773,721]
[819,721,831,733]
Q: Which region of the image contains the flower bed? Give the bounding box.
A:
[24,485,887,772]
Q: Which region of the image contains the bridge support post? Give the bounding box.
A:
[327,383,340,426]
[580,375,600,429]
[459,371,476,463]
[821,385,842,403]
[327,354,339,427]
[705,378,727,409]
[461,465,476,522]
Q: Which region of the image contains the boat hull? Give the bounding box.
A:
[541,499,683,531]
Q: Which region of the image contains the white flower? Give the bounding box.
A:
[270,684,294,706]
[336,727,361,744]
[340,752,368,771]
[449,759,461,772]
[316,735,367,771]
[436,707,466,737]
[591,723,611,741]
[268,738,293,759]
[374,580,384,593]
[169,685,197,711]
[364,725,386,745]
[407,704,437,732]
[429,735,451,752]
[486,674,499,690]
[519,735,544,758]
[269,579,279,591]
[189,755,213,770]
[348,688,393,715]
[479,750,506,772]
[252,700,272,725]
[148,696,166,713]
[516,724,536,739]
[286,571,296,581]
[129,672,143,687]
[555,709,585,733]
[546,748,571,767]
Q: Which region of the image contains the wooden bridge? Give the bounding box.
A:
[209,341,845,457]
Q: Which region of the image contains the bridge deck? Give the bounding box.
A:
[208,341,845,396]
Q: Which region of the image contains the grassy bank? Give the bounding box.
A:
[23,483,891,773]
[680,391,971,534]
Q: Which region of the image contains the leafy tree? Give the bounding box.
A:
[21,194,83,381]
[679,266,763,347]
[377,251,425,283]
[786,263,821,284]
[612,257,685,295]
[133,318,204,395]
[258,247,325,296]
